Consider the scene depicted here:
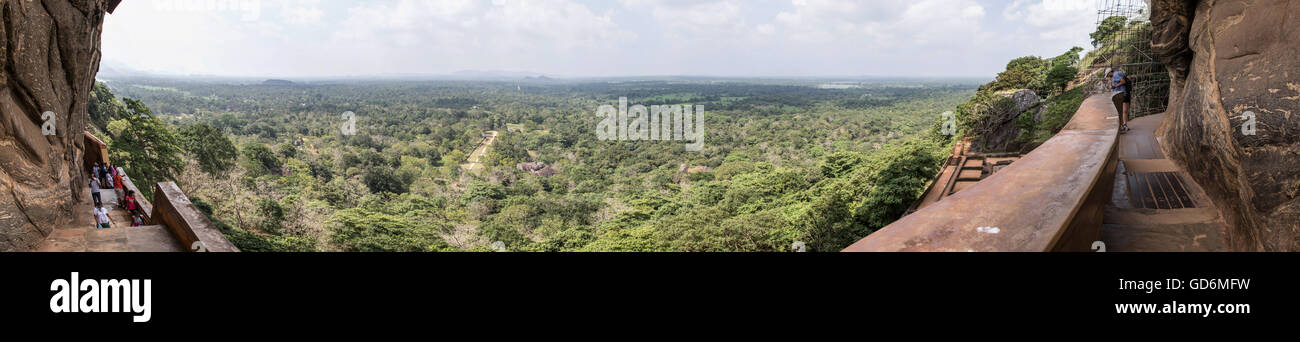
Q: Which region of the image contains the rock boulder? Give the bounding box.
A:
[1153,0,1300,251]
[972,89,1040,153]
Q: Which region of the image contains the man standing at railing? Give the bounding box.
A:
[1108,68,1132,132]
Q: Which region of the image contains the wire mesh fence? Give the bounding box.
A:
[1082,0,1170,118]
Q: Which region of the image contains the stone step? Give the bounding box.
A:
[1101,222,1227,252]
[38,225,183,252]
[1119,158,1181,173]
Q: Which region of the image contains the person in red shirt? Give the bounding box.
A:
[124,190,142,218]
[112,166,125,208]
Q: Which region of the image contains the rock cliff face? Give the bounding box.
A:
[971,89,1040,153]
[0,0,118,251]
[1152,0,1300,251]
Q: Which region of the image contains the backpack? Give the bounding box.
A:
[1122,74,1133,94]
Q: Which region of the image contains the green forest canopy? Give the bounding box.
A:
[92,71,1088,252]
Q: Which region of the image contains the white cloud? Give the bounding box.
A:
[330,0,633,74]
[281,0,325,25]
[1003,0,1102,47]
[771,0,987,47]
[101,0,1109,78]
[620,0,747,37]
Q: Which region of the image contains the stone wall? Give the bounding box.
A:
[1152,0,1300,251]
[0,0,119,251]
[152,182,239,252]
[845,93,1120,251]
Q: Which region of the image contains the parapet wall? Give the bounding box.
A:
[117,167,154,222]
[151,182,239,252]
[844,93,1121,252]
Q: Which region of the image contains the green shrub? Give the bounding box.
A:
[327,209,452,252]
[1043,63,1078,96]
[193,197,318,252]
[1039,87,1086,133]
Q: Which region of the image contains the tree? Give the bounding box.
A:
[327,208,450,252]
[255,198,285,233]
[321,176,368,208]
[1091,16,1128,47]
[88,82,126,129]
[1041,47,1084,96]
[580,226,667,252]
[276,142,298,160]
[362,165,408,194]
[984,56,1050,94]
[241,143,280,176]
[107,99,185,199]
[177,123,237,176]
[489,133,528,167]
[1043,63,1079,96]
[821,151,867,178]
[797,138,944,251]
[1051,47,1084,68]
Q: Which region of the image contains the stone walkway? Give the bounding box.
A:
[1100,113,1228,251]
[36,186,182,252]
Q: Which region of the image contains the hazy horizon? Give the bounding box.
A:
[103,0,1109,79]
[95,64,998,82]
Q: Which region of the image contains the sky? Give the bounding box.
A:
[102,0,1109,79]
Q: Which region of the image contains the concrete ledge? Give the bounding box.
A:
[844,93,1120,252]
[150,182,240,252]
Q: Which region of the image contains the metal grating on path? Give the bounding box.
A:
[1127,172,1197,209]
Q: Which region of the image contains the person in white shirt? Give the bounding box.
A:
[89,177,102,207]
[93,203,111,229]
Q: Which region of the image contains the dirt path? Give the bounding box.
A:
[459,131,499,172]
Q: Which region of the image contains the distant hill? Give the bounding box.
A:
[263,79,296,86]
[96,59,156,79]
[451,70,545,79]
